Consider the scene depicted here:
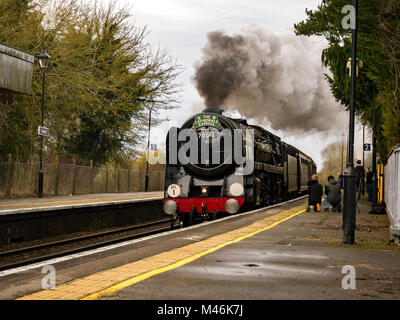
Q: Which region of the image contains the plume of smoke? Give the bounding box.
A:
[193,32,249,107]
[193,27,347,134]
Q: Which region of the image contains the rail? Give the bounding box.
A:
[0,218,174,271]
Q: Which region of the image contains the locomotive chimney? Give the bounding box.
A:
[202,106,223,114]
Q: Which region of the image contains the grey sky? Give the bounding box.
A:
[113,0,369,169]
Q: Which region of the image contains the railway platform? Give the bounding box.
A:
[1,196,399,301]
[0,192,165,251]
[0,191,163,214]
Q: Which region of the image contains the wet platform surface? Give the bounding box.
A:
[100,201,400,300]
[108,206,400,300]
[2,197,399,300]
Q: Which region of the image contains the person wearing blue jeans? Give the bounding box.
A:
[324,194,341,212]
[324,194,329,211]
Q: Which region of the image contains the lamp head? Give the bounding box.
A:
[37,49,52,70]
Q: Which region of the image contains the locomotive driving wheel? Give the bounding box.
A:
[182,208,194,227]
[201,203,208,222]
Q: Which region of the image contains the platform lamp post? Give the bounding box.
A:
[362,125,365,167]
[371,122,378,207]
[341,132,345,174]
[342,0,359,244]
[37,49,52,198]
[145,98,156,192]
[369,86,385,214]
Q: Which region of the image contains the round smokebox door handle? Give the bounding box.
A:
[167,184,181,198]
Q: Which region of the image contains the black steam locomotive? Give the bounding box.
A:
[163,107,316,226]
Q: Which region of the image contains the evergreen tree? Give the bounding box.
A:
[295,0,400,161]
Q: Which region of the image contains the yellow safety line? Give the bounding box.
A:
[17,204,306,300]
[82,207,305,300]
[0,193,163,209]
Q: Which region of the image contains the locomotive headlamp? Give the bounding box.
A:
[229,183,244,197]
[225,199,240,214]
[163,200,177,215]
[201,187,208,195]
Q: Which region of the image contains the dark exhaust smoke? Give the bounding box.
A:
[192,27,346,134]
[193,32,249,108]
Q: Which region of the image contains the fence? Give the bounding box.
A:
[385,145,400,244]
[0,157,165,198]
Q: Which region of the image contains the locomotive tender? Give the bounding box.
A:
[163,107,316,227]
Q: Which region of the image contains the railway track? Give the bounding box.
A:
[0,195,307,272]
[0,218,175,272]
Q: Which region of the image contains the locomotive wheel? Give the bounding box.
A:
[201,204,208,222]
[170,216,177,230]
[183,214,189,227]
[178,213,184,228]
[183,209,194,227]
[189,208,194,226]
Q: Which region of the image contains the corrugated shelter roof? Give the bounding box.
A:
[0,43,34,96]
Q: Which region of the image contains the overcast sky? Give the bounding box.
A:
[111,0,369,169]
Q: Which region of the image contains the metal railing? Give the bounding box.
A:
[385,145,400,244]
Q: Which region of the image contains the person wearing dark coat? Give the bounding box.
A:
[324,175,342,212]
[366,168,373,201]
[307,174,323,212]
[354,160,365,196]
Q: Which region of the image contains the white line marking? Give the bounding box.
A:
[0,196,306,277]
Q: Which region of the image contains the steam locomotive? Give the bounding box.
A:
[163,107,316,227]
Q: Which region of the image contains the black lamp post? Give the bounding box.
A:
[369,86,385,214]
[371,123,378,206]
[341,132,345,174]
[37,49,52,198]
[342,0,358,244]
[145,98,156,192]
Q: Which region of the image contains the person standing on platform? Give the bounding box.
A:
[354,160,365,200]
[306,174,323,212]
[366,168,373,202]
